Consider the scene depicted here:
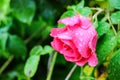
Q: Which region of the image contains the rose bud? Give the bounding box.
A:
[50,15,98,66]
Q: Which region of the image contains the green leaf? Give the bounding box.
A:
[75,0,84,9]
[117,31,120,46]
[108,49,120,80]
[110,11,120,24]
[108,0,120,9]
[7,35,27,59]
[24,55,40,78]
[60,10,75,19]
[67,0,84,10]
[58,10,75,28]
[11,0,36,24]
[30,45,43,56]
[0,0,10,21]
[77,7,91,17]
[0,32,8,50]
[41,45,53,55]
[96,30,117,65]
[96,21,110,38]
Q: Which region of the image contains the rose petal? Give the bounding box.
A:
[88,53,98,66]
[50,27,67,37]
[51,38,64,53]
[76,58,88,66]
[80,16,92,29]
[72,27,90,58]
[58,15,81,26]
[57,32,72,39]
[64,54,82,62]
[89,31,98,52]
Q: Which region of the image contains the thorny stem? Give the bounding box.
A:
[65,64,77,80]
[46,52,57,80]
[107,11,117,36]
[0,55,14,75]
[92,8,104,20]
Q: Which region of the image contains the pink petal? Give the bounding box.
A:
[88,53,98,66]
[89,31,98,52]
[75,58,88,66]
[64,54,82,62]
[50,27,67,37]
[57,32,72,39]
[58,15,81,26]
[72,28,90,58]
[51,38,64,53]
[80,16,92,29]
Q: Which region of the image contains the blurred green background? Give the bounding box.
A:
[0,0,120,80]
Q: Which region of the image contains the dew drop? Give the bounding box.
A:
[80,33,83,36]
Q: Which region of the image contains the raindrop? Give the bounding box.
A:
[80,33,83,36]
[80,39,83,42]
[76,32,79,35]
[79,44,82,47]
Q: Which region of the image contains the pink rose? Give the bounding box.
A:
[50,15,98,66]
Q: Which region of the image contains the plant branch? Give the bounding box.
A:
[65,64,77,80]
[46,52,57,80]
[0,55,14,75]
[92,8,104,20]
[107,11,117,36]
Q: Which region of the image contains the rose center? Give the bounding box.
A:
[63,44,71,51]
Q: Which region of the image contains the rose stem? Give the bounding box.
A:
[65,64,77,80]
[46,52,57,80]
[106,10,117,36]
[0,55,14,75]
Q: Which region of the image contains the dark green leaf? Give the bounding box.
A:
[110,11,120,24]
[30,45,43,56]
[0,32,8,50]
[96,21,110,38]
[24,55,40,78]
[7,35,27,59]
[108,49,120,80]
[108,0,120,9]
[11,0,36,24]
[96,30,117,65]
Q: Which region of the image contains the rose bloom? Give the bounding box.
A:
[50,15,98,66]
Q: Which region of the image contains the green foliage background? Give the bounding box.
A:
[0,0,120,80]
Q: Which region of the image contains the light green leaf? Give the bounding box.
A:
[96,21,110,38]
[24,55,40,78]
[67,0,84,10]
[108,0,120,9]
[110,11,120,24]
[77,7,91,17]
[7,35,27,59]
[108,49,120,80]
[0,0,10,21]
[41,45,53,55]
[11,0,36,24]
[30,45,43,56]
[96,30,117,65]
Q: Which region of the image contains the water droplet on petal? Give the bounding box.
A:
[76,32,79,35]
[80,33,83,36]
[80,39,83,42]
